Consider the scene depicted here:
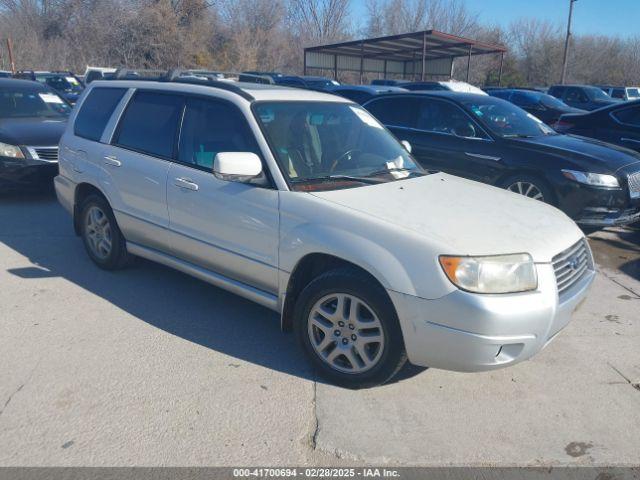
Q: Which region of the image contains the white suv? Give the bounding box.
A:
[55,74,595,388]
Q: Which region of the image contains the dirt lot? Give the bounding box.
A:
[0,191,638,466]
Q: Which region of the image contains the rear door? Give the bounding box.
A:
[107,90,184,251]
[166,96,279,294]
[608,105,640,152]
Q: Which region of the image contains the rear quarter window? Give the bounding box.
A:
[74,88,127,141]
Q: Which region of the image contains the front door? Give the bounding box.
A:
[166,96,279,295]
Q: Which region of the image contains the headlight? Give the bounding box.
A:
[0,142,25,159]
[561,169,619,187]
[439,253,537,294]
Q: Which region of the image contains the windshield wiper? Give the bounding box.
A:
[291,174,384,185]
[366,167,425,178]
[502,133,536,138]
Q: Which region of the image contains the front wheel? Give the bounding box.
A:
[500,174,555,205]
[294,268,406,388]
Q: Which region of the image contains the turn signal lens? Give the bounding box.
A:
[439,253,537,294]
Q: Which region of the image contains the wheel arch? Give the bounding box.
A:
[73,182,109,235]
[280,253,392,332]
[496,169,558,205]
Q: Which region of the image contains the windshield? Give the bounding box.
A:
[0,87,71,118]
[39,75,83,93]
[540,94,569,108]
[254,101,424,191]
[463,97,555,138]
[586,86,612,101]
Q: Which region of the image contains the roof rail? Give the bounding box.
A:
[104,68,258,101]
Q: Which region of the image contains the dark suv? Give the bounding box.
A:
[548,85,620,111]
[0,78,71,188]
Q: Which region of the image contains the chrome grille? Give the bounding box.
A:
[27,146,58,162]
[629,172,640,199]
[552,239,591,295]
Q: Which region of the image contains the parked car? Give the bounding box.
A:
[487,88,585,125]
[274,75,339,91]
[554,100,640,153]
[0,78,71,189]
[84,67,117,84]
[14,71,85,104]
[329,85,407,104]
[363,92,640,227]
[55,77,594,387]
[548,85,620,111]
[598,86,640,102]
[403,80,488,95]
[0,71,12,78]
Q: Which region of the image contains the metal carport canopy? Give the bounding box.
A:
[304,29,507,83]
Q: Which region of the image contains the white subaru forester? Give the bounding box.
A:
[55,73,594,388]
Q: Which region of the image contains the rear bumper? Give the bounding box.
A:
[389,263,594,372]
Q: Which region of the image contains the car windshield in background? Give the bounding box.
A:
[0,87,71,118]
[587,86,613,101]
[463,97,555,138]
[39,75,83,93]
[627,88,640,99]
[254,101,424,191]
[540,94,569,108]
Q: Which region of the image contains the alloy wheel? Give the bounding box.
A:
[507,181,545,201]
[85,205,113,260]
[307,293,385,374]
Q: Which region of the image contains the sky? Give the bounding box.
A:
[352,0,639,38]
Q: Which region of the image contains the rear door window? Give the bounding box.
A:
[565,87,588,103]
[113,91,184,159]
[612,106,640,127]
[364,97,417,128]
[178,97,260,170]
[74,87,127,141]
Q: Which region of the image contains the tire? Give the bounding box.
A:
[79,194,130,270]
[499,174,556,205]
[294,268,407,388]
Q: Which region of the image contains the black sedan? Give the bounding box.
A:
[487,88,585,125]
[363,92,640,227]
[0,78,71,189]
[554,100,640,153]
[547,85,620,111]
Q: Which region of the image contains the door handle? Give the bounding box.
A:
[464,152,501,161]
[103,155,122,167]
[174,177,199,191]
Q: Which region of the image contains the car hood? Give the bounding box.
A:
[0,117,67,146]
[311,173,583,263]
[510,134,640,173]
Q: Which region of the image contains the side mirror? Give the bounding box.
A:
[400,140,412,153]
[213,152,263,183]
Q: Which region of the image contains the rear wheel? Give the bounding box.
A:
[80,194,130,270]
[294,268,406,388]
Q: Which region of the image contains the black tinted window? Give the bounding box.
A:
[566,87,588,103]
[418,99,487,139]
[74,88,127,141]
[178,97,260,169]
[365,97,417,128]
[613,106,640,127]
[114,91,183,158]
[336,90,371,104]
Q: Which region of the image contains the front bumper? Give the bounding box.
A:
[0,155,58,188]
[389,263,594,372]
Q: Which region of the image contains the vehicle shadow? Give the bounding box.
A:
[587,225,640,282]
[0,191,424,387]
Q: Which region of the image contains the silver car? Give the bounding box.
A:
[54,78,594,388]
